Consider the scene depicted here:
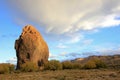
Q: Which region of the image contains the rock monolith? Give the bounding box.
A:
[15,25,49,69]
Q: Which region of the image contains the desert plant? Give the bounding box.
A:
[0,64,9,74]
[44,60,62,70]
[72,63,82,69]
[0,63,15,74]
[94,59,107,68]
[20,62,38,72]
[83,59,107,69]
[62,61,73,69]
[84,60,96,69]
[8,64,15,73]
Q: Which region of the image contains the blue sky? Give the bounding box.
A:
[0,0,120,63]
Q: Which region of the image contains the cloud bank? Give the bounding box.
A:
[49,47,120,60]
[7,0,120,34]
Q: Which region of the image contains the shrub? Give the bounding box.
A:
[0,63,15,74]
[20,62,38,72]
[84,60,96,69]
[8,64,15,73]
[94,59,107,68]
[44,60,62,70]
[62,61,73,69]
[72,63,82,69]
[83,59,107,69]
[0,64,9,74]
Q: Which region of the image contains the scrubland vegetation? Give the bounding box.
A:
[0,58,116,73]
[0,63,14,74]
[0,68,120,80]
[0,55,120,80]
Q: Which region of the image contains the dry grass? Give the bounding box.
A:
[0,69,120,80]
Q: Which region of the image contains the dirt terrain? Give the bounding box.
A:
[0,69,120,80]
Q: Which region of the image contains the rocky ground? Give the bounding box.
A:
[0,69,120,80]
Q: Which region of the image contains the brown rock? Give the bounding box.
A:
[15,25,49,69]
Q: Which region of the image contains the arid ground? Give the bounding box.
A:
[0,69,120,80]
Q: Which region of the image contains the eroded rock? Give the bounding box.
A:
[15,25,49,69]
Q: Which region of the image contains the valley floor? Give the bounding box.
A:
[0,69,120,80]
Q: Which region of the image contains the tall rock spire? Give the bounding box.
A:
[15,25,49,69]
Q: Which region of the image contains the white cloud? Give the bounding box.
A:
[6,57,17,64]
[100,14,120,27]
[7,0,120,35]
[67,33,84,44]
[68,35,81,43]
[57,43,68,49]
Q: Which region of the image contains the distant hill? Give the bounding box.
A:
[71,54,120,68]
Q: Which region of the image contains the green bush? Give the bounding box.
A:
[21,62,38,72]
[44,60,62,70]
[0,63,15,74]
[62,61,73,69]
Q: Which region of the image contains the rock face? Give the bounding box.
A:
[15,25,49,69]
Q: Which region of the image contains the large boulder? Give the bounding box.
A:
[15,25,49,69]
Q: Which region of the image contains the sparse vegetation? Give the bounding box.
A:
[0,55,120,80]
[84,60,96,69]
[0,63,14,74]
[62,61,82,69]
[83,59,107,69]
[94,59,107,68]
[20,62,38,72]
[62,61,73,69]
[44,60,62,70]
[0,69,120,80]
[72,63,82,69]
